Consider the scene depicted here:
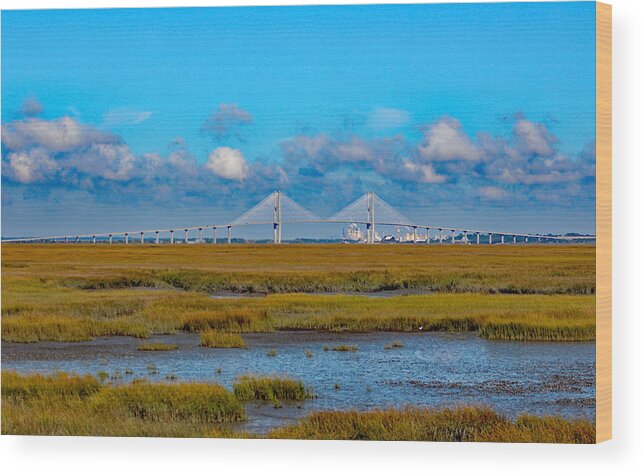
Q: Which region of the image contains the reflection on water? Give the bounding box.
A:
[2,331,595,434]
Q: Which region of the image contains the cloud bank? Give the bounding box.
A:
[2,104,595,215]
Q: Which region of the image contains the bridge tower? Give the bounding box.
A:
[273,191,282,244]
[365,191,376,244]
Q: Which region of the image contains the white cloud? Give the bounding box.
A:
[6,148,58,184]
[418,117,482,162]
[368,107,410,129]
[513,118,556,156]
[205,147,249,181]
[478,186,508,200]
[402,160,448,184]
[2,116,115,153]
[63,143,138,181]
[103,108,152,126]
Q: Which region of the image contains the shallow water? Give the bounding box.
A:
[2,331,595,434]
[209,289,433,299]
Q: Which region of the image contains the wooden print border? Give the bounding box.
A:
[596,1,612,443]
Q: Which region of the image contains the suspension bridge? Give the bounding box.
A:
[1,191,595,245]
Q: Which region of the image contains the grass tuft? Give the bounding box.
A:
[332,345,357,352]
[137,342,178,351]
[200,330,246,348]
[384,340,404,349]
[233,375,314,402]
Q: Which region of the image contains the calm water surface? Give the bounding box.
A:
[2,331,595,433]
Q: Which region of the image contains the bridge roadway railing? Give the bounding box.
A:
[1,218,596,243]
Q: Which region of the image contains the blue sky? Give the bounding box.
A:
[1,3,596,238]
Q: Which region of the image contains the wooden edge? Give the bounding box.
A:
[596,1,612,443]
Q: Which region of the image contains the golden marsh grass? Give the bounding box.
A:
[3,243,595,294]
[1,244,596,342]
[200,330,246,348]
[267,406,596,443]
[233,375,314,402]
[1,371,245,436]
[137,342,178,351]
[1,372,594,442]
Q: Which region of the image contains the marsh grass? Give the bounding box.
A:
[331,345,358,352]
[267,406,596,443]
[2,245,596,343]
[137,342,177,351]
[2,244,595,295]
[384,340,404,349]
[1,371,245,436]
[200,330,246,348]
[2,371,594,442]
[233,375,314,402]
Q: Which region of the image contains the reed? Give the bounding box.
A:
[137,342,178,351]
[233,375,314,402]
[199,330,246,348]
[267,406,596,443]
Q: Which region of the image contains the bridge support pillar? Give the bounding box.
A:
[140,232,145,244]
[451,230,455,244]
[513,235,517,244]
[501,234,505,244]
[170,230,174,244]
[426,228,430,244]
[273,190,282,244]
[525,237,528,243]
[155,231,160,244]
[184,229,188,244]
[124,233,129,244]
[198,228,203,243]
[92,235,96,244]
[212,227,217,244]
[488,233,492,244]
[476,232,480,245]
[413,226,417,244]
[439,229,443,244]
[366,191,375,244]
[227,226,232,244]
[109,234,112,245]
